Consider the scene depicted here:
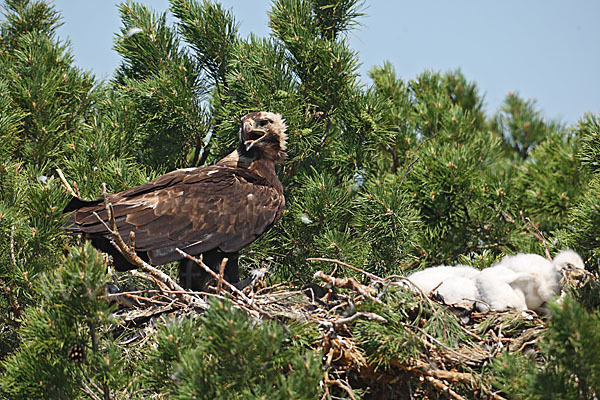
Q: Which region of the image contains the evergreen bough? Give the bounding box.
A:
[0,0,598,398]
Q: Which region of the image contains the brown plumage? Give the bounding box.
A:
[64,111,287,290]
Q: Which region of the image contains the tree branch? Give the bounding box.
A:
[175,249,273,319]
[56,168,77,197]
[314,270,381,303]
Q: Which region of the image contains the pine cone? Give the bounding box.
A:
[67,344,86,363]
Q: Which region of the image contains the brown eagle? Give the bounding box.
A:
[64,111,287,290]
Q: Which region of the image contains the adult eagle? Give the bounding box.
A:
[64,111,287,290]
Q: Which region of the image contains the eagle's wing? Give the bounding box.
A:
[67,166,284,265]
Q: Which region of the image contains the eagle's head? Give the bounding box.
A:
[553,249,587,281]
[240,111,287,162]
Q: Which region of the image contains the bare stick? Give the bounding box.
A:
[314,271,381,303]
[425,375,467,400]
[307,257,382,282]
[78,365,107,400]
[217,257,228,294]
[9,225,17,267]
[56,168,78,197]
[523,215,551,260]
[80,381,103,400]
[396,358,507,400]
[318,312,387,330]
[410,325,481,364]
[175,249,273,319]
[73,181,81,197]
[176,249,247,299]
[129,231,136,253]
[128,270,171,292]
[399,136,432,186]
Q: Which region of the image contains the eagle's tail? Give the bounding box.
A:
[63,196,102,213]
[63,196,103,232]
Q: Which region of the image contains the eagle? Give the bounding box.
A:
[64,111,287,291]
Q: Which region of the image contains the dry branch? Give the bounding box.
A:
[216,257,228,294]
[318,311,387,330]
[308,257,382,282]
[175,248,273,319]
[56,168,78,197]
[313,270,381,303]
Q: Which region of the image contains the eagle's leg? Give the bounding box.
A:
[178,249,239,291]
[90,236,150,271]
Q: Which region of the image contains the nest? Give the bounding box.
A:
[105,254,597,400]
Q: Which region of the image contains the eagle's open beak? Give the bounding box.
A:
[242,119,267,151]
[244,139,256,151]
[566,268,586,280]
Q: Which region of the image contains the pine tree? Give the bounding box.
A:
[135,298,322,400]
[0,244,126,400]
[1,0,599,399]
[491,92,565,161]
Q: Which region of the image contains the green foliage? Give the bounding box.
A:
[114,2,209,169]
[0,0,96,169]
[170,0,239,87]
[514,130,588,234]
[556,115,600,264]
[269,0,360,114]
[0,79,25,159]
[0,163,71,357]
[493,296,600,400]
[368,62,417,172]
[1,243,123,400]
[354,286,467,369]
[0,0,61,50]
[353,179,421,274]
[1,0,600,398]
[137,299,322,399]
[491,92,565,160]
[578,114,600,174]
[3,31,95,166]
[404,120,504,263]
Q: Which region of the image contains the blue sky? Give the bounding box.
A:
[51,0,599,125]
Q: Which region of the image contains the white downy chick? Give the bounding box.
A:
[407,265,480,308]
[475,264,529,312]
[476,249,585,312]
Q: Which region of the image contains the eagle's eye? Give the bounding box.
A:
[258,119,269,127]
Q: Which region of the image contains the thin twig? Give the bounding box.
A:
[318,311,387,330]
[399,136,432,186]
[217,257,228,294]
[79,365,107,400]
[314,271,381,303]
[56,168,78,197]
[307,257,382,282]
[9,225,17,267]
[5,225,22,318]
[80,381,103,400]
[128,270,171,292]
[410,325,482,364]
[425,375,468,400]
[175,248,273,319]
[73,181,81,197]
[522,214,551,260]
